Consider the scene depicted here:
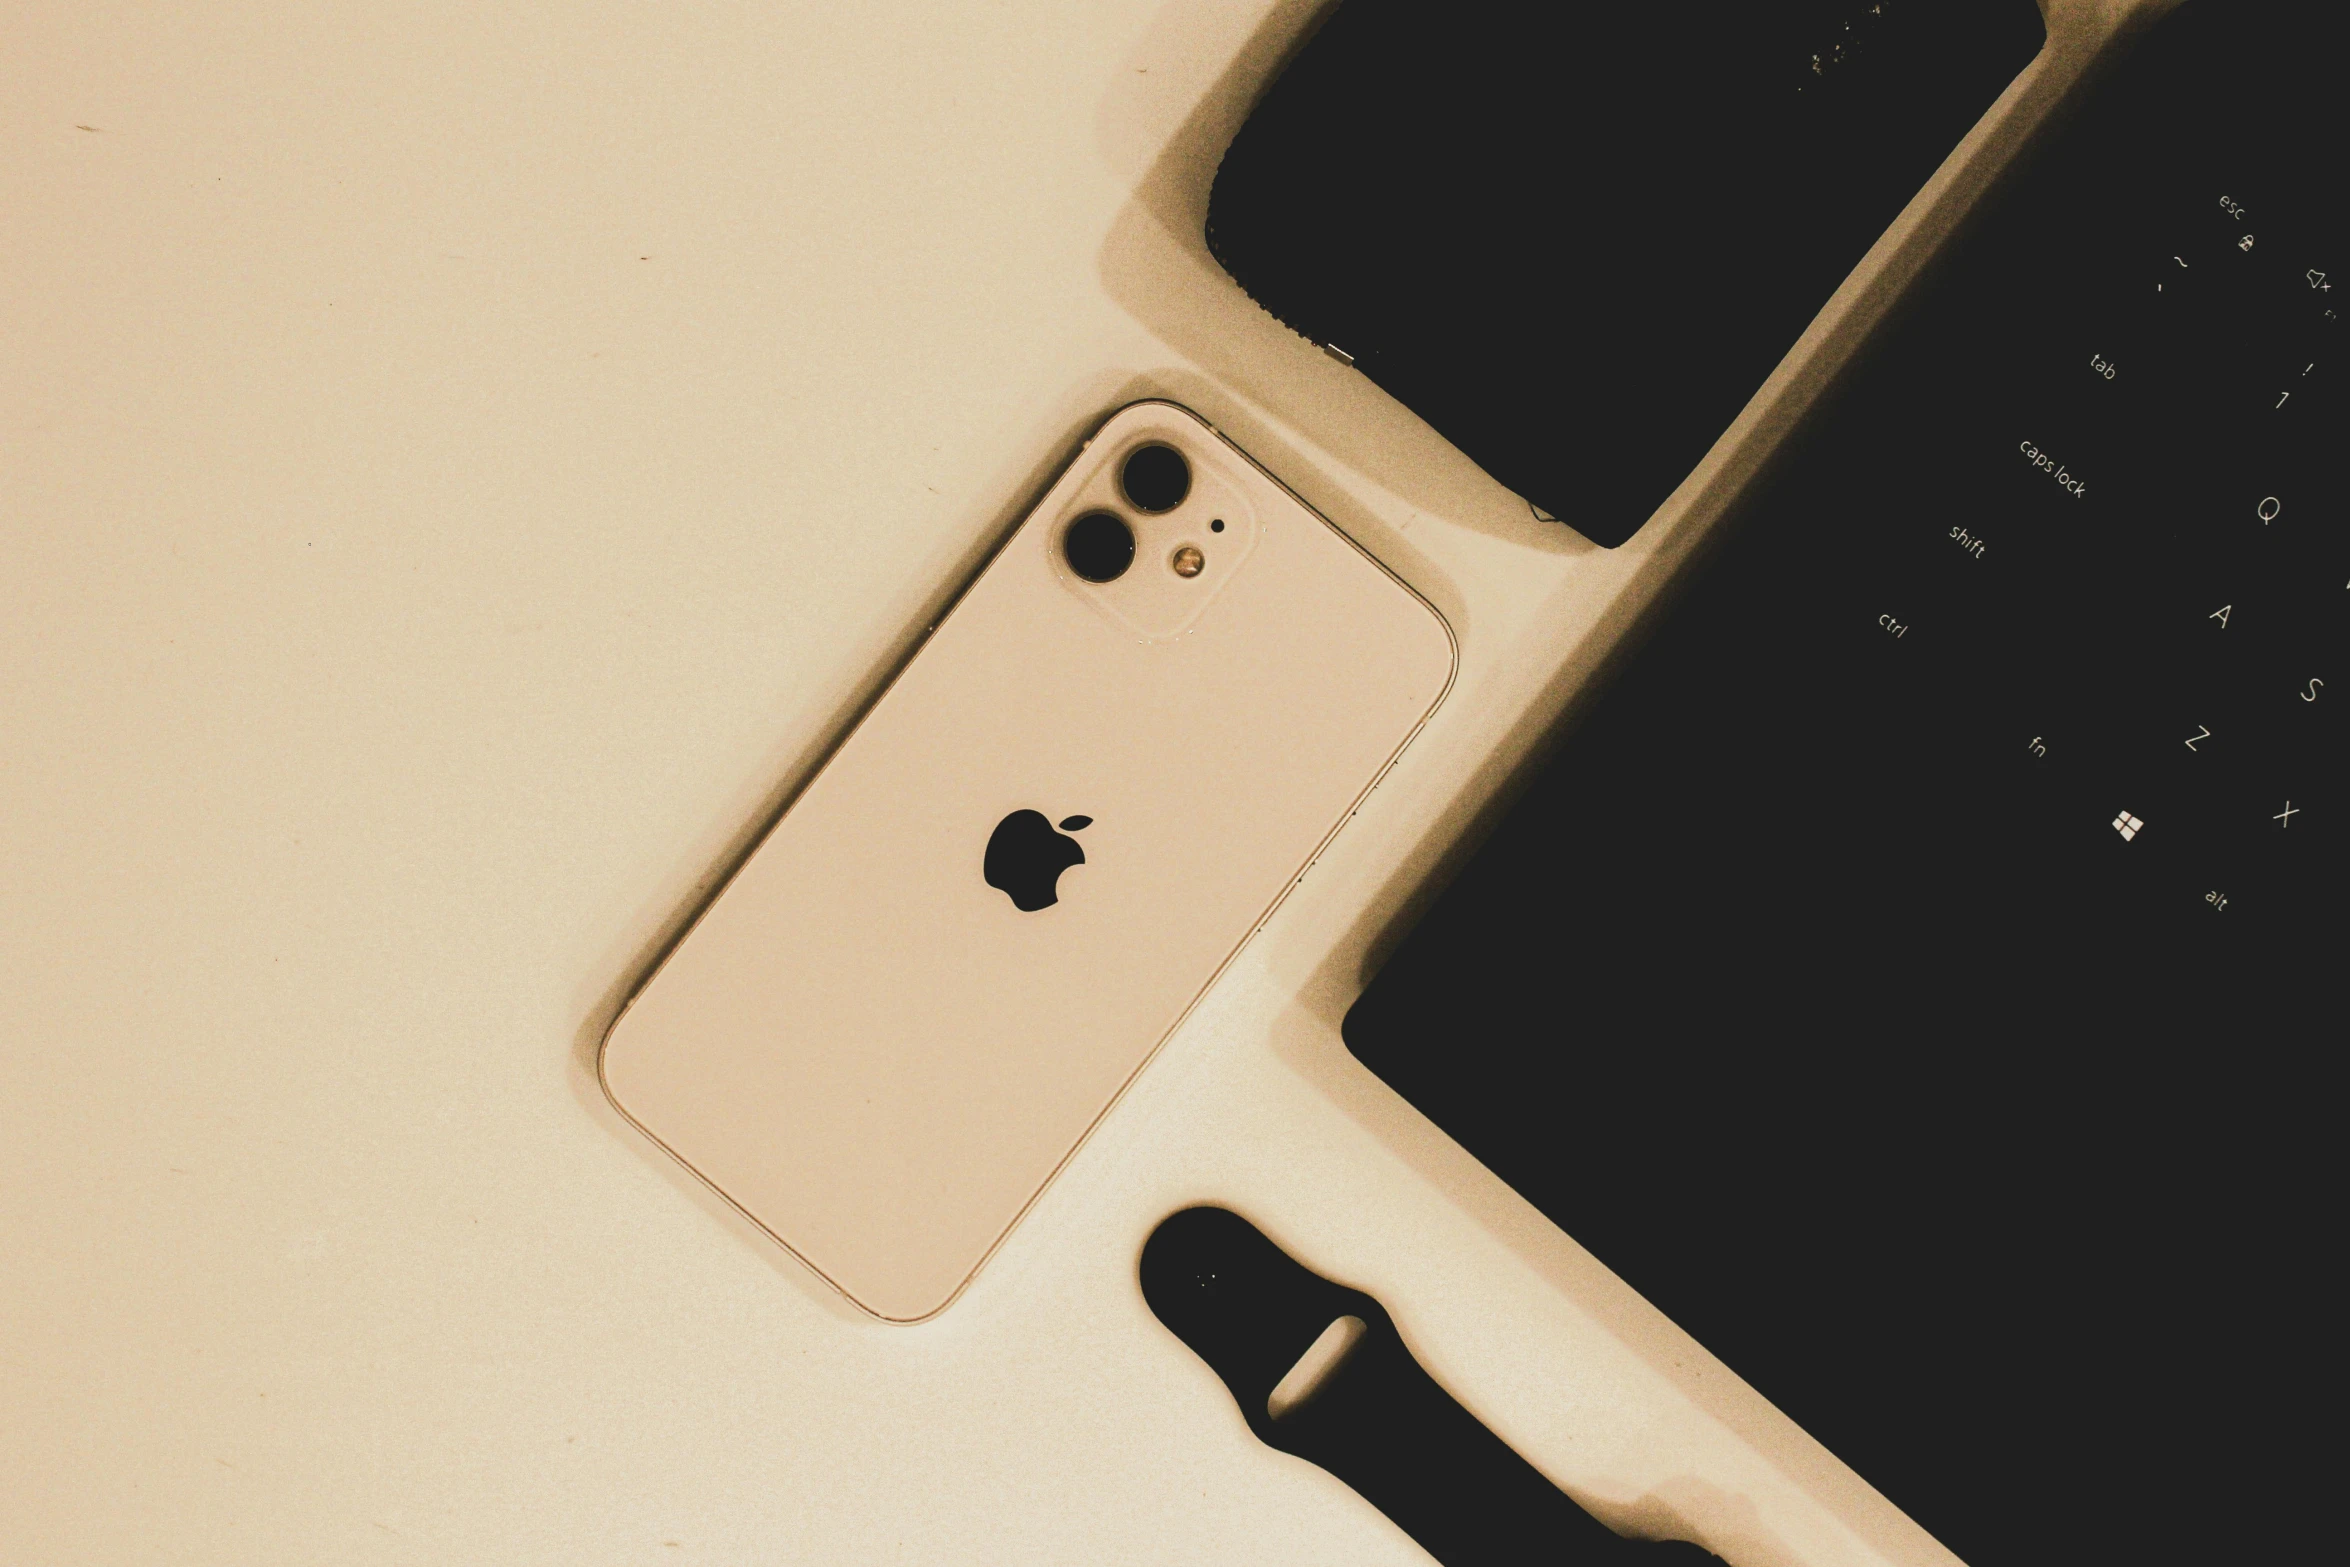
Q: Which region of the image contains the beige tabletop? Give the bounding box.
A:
[4,2,2137,1561]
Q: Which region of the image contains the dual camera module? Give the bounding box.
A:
[1063,445,1222,584]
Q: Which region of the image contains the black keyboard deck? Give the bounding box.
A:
[1847,4,2344,926]
[1342,6,2341,1564]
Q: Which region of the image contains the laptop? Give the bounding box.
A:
[1334,0,2340,1559]
[1333,1,2339,1562]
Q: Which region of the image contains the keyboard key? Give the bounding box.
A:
[1792,2,2344,937]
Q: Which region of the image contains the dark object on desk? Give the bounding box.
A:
[1345,2,2341,1563]
[1206,0,2045,545]
[1141,1207,1721,1566]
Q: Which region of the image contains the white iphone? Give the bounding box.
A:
[601,401,1454,1320]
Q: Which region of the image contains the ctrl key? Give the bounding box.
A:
[1842,591,1944,704]
[1872,606,1924,647]
[1852,563,1965,688]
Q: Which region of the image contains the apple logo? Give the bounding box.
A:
[983,810,1092,912]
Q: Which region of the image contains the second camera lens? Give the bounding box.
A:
[1120,444,1191,513]
[1062,511,1136,582]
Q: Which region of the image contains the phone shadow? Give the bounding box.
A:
[1092,0,1592,556]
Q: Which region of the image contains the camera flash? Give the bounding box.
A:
[1171,545,1206,578]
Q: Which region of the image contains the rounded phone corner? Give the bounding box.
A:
[825,1247,989,1326]
[592,1001,664,1154]
[1417,590,1462,717]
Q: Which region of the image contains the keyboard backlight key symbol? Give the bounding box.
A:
[2112,811,2145,842]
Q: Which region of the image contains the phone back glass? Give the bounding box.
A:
[603,402,1454,1320]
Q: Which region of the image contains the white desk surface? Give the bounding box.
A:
[4,2,2140,1561]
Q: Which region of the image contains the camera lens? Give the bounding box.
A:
[1062,510,1136,582]
[1119,444,1191,513]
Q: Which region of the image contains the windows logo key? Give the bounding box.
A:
[2112,810,2146,843]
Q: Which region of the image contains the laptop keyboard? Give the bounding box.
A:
[1847,1,2343,928]
[1341,9,2340,1559]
